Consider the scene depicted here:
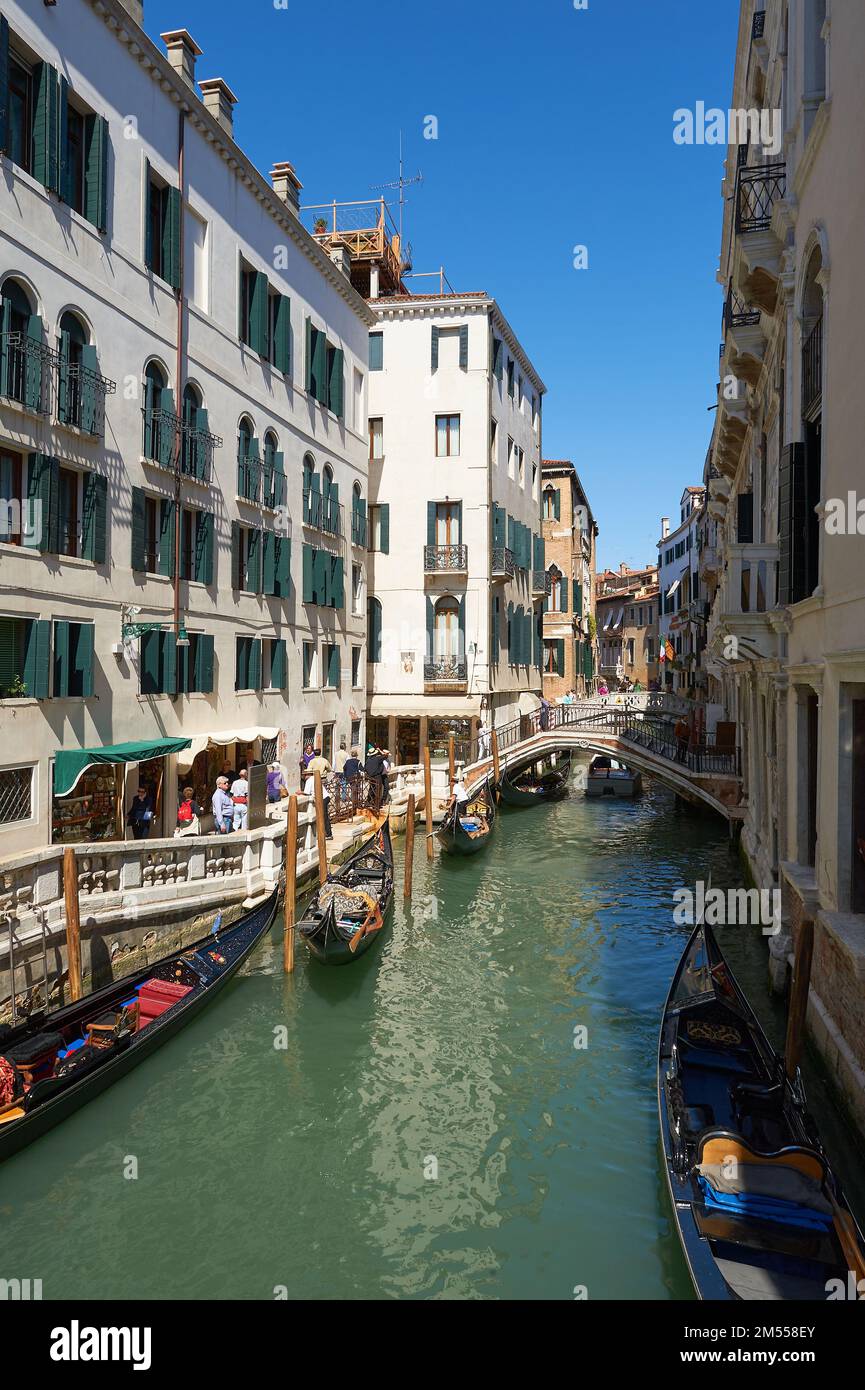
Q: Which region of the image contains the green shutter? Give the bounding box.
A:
[315,548,330,607]
[369,332,383,371]
[329,347,344,418]
[275,534,291,597]
[140,630,159,694]
[246,527,262,593]
[33,64,60,191]
[230,520,241,590]
[560,577,568,614]
[312,327,327,403]
[459,324,468,369]
[458,596,466,658]
[26,453,59,553]
[427,501,436,546]
[249,271,268,356]
[431,325,439,372]
[235,637,248,691]
[83,114,109,233]
[305,317,314,392]
[574,580,582,614]
[57,327,71,424]
[195,511,214,585]
[248,638,262,692]
[158,387,176,468]
[492,503,506,547]
[379,503,390,554]
[81,472,107,564]
[273,294,291,374]
[195,633,214,694]
[58,74,71,204]
[491,594,499,662]
[302,543,314,603]
[53,620,70,697]
[331,556,344,610]
[556,639,565,676]
[425,597,434,662]
[271,639,287,690]
[162,631,177,696]
[75,622,95,698]
[23,619,51,699]
[78,344,100,435]
[131,487,147,571]
[144,163,153,271]
[328,645,340,689]
[159,498,176,577]
[24,316,44,412]
[262,530,276,595]
[370,599,383,663]
[163,185,181,290]
[0,16,9,155]
[554,489,561,521]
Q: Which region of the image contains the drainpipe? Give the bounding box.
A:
[173,110,186,650]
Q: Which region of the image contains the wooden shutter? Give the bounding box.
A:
[370,599,383,663]
[456,500,463,543]
[158,498,176,577]
[230,520,241,590]
[27,453,59,553]
[76,622,95,698]
[427,501,436,546]
[23,619,51,698]
[556,639,565,676]
[458,595,466,660]
[316,548,331,607]
[195,634,215,694]
[302,543,314,603]
[492,503,506,547]
[459,324,469,370]
[79,345,100,435]
[574,580,582,614]
[274,534,291,597]
[305,317,314,392]
[778,443,807,605]
[273,294,291,374]
[58,74,70,204]
[491,595,500,662]
[560,577,568,614]
[53,620,70,697]
[140,630,160,694]
[262,530,276,595]
[246,527,262,593]
[249,271,268,356]
[331,556,344,610]
[271,639,287,690]
[328,644,340,689]
[0,16,9,155]
[195,511,214,585]
[737,492,754,544]
[329,346,344,418]
[84,114,109,233]
[81,472,107,564]
[309,324,327,403]
[33,64,60,191]
[425,597,434,662]
[379,503,390,554]
[554,489,561,521]
[248,638,262,692]
[24,316,45,412]
[158,387,176,469]
[131,487,147,570]
[163,185,181,290]
[431,324,439,372]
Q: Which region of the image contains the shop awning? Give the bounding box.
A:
[175,727,281,773]
[54,737,192,797]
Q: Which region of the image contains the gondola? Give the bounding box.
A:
[0,887,279,1164]
[658,922,865,1300]
[297,818,394,965]
[586,754,642,798]
[437,777,496,856]
[499,753,571,807]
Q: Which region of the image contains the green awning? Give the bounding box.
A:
[54,737,192,797]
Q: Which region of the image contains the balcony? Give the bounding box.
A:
[532,569,551,598]
[424,656,468,694]
[491,546,515,580]
[714,542,782,660]
[0,332,56,416]
[237,456,261,503]
[303,489,343,537]
[734,164,788,293]
[303,198,409,297]
[722,279,765,385]
[179,420,221,485]
[736,164,786,235]
[699,544,720,581]
[424,543,468,574]
[58,361,116,438]
[142,407,183,470]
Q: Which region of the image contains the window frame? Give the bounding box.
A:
[435,413,460,458]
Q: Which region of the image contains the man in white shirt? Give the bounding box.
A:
[231,767,249,832]
[303,769,334,839]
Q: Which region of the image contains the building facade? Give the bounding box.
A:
[595,564,659,689]
[540,460,597,700]
[657,487,706,695]
[702,1,865,1127]
[0,2,373,857]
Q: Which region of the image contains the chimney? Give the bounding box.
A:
[161,30,201,88]
[329,244,352,279]
[661,516,670,539]
[270,162,303,218]
[369,263,381,300]
[199,78,237,138]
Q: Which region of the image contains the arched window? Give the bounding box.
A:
[322,464,339,535]
[1,278,40,408]
[143,361,171,464]
[181,383,202,478]
[549,566,564,613]
[303,452,319,525]
[543,486,559,522]
[433,595,460,660]
[351,481,366,546]
[263,429,283,507]
[367,597,382,663]
[58,311,103,433]
[237,416,259,501]
[797,244,825,601]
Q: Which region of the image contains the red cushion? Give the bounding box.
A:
[138,979,192,1004]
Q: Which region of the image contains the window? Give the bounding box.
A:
[367,504,389,554]
[305,318,344,417]
[0,616,50,698]
[507,436,515,477]
[543,487,559,521]
[0,451,24,544]
[543,639,564,676]
[432,596,460,660]
[369,417,383,461]
[507,358,514,399]
[351,645,362,688]
[352,562,364,616]
[143,361,173,466]
[57,468,79,557]
[237,417,260,501]
[435,414,460,458]
[0,764,34,825]
[490,418,497,467]
[434,501,461,544]
[52,620,94,697]
[627,639,635,666]
[322,643,340,690]
[266,638,287,691]
[301,543,343,608]
[435,327,462,369]
[57,312,103,435]
[517,445,525,486]
[8,57,33,174]
[65,105,86,216]
[302,641,316,689]
[233,523,262,593]
[235,636,262,692]
[351,718,361,748]
[549,568,563,613]
[146,172,180,288]
[176,631,214,695]
[185,207,209,313]
[1,278,40,410]
[140,628,177,696]
[263,430,285,508]
[369,332,383,371]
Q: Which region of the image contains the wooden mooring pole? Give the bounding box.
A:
[283,794,299,974]
[63,845,82,1002]
[314,771,328,885]
[491,729,501,786]
[785,917,814,1081]
[423,744,434,860]
[404,793,416,900]
[448,734,455,795]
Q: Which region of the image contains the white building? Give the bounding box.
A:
[0,2,373,857]
[657,487,705,695]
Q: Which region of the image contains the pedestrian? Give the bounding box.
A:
[301,741,315,769]
[539,697,551,733]
[126,785,154,841]
[303,768,333,839]
[266,763,287,803]
[333,738,348,775]
[307,746,331,778]
[175,786,203,837]
[220,759,236,784]
[478,718,491,760]
[211,776,233,834]
[231,767,249,831]
[364,745,387,809]
[343,747,362,781]
[674,717,688,764]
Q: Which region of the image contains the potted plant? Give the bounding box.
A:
[313,218,328,236]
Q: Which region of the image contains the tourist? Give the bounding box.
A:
[231,767,249,831]
[211,777,233,834]
[301,741,315,769]
[127,786,154,840]
[539,696,552,732]
[598,682,609,697]
[333,738,348,774]
[674,717,689,763]
[478,718,491,759]
[303,767,333,839]
[364,745,388,809]
[220,758,236,783]
[176,786,203,836]
[266,763,287,803]
[343,747,362,782]
[308,746,331,777]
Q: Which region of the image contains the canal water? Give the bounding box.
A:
[3,766,864,1301]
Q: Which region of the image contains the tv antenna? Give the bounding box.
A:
[370,131,423,248]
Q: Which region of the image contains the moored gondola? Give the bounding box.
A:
[437,776,496,855]
[658,922,865,1300]
[297,818,394,965]
[0,887,279,1164]
[499,753,571,807]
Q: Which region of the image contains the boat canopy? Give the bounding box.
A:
[54,737,193,797]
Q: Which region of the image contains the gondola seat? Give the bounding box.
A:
[137,979,193,1029]
[3,1032,65,1090]
[695,1132,833,1231]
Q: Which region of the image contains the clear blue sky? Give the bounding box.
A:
[146,0,740,571]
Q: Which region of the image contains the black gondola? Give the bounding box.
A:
[659,922,865,1300]
[437,777,496,855]
[0,887,279,1164]
[298,818,394,965]
[498,753,571,807]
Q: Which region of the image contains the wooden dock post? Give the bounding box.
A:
[314,771,328,885]
[785,917,814,1080]
[63,845,82,1002]
[448,734,455,795]
[404,793,416,900]
[283,794,299,974]
[423,744,434,860]
[491,729,501,785]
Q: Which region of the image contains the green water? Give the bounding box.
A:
[3,773,864,1300]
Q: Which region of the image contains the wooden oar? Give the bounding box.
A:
[349,903,382,953]
[827,1189,865,1284]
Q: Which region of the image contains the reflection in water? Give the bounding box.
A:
[2,770,862,1300]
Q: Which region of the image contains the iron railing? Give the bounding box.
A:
[424,657,468,685]
[351,510,367,547]
[262,464,287,509]
[491,546,515,579]
[179,421,221,483]
[424,543,468,572]
[802,316,822,417]
[0,332,56,415]
[532,569,552,596]
[736,163,786,233]
[59,361,116,437]
[303,489,342,535]
[723,279,761,333]
[142,407,184,469]
[237,456,261,502]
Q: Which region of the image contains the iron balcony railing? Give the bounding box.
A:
[532,569,552,596]
[180,420,221,484]
[802,316,823,417]
[752,10,766,40]
[0,332,56,415]
[723,279,761,334]
[351,510,367,547]
[262,465,287,510]
[237,456,261,502]
[424,543,468,572]
[424,656,468,685]
[491,546,515,579]
[302,489,342,536]
[736,163,786,234]
[59,361,116,437]
[142,407,184,469]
